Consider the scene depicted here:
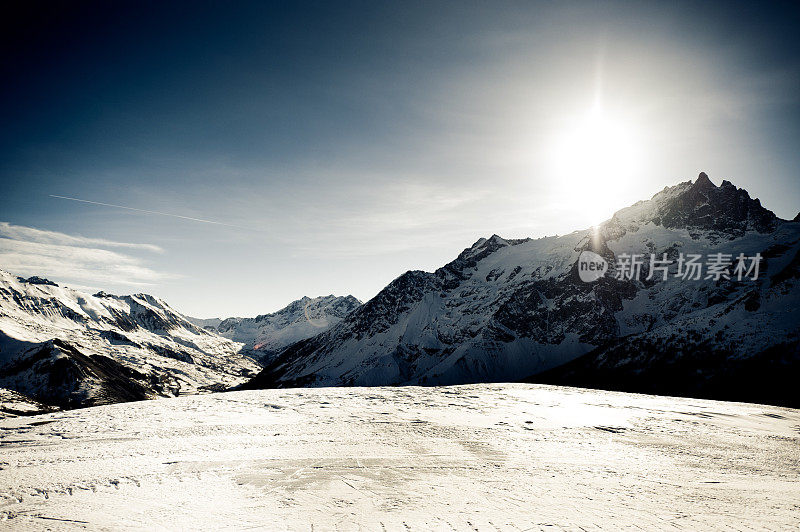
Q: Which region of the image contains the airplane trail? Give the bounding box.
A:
[48,195,249,229]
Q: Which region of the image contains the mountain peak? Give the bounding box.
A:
[204,294,362,356]
[16,275,59,287]
[487,234,508,246]
[692,171,715,190]
[611,173,778,237]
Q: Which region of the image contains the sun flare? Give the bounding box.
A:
[550,105,643,225]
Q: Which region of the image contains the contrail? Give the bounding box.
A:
[48,194,249,229]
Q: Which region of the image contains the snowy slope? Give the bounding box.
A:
[188,295,361,362]
[0,388,58,418]
[0,272,260,409]
[1,384,798,529]
[246,173,800,405]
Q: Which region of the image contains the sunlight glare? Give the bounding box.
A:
[550,105,643,225]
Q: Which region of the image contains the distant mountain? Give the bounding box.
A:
[187,295,361,363]
[0,271,260,410]
[244,174,800,406]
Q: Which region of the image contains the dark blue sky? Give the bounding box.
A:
[1,1,799,316]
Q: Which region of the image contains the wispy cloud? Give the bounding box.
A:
[0,222,163,252]
[0,222,172,289]
[48,195,252,229]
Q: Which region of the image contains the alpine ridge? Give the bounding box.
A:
[244,173,800,406]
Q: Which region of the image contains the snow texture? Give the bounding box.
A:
[0,383,798,529]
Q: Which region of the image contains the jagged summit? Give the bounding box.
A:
[16,275,59,287]
[659,172,777,234]
[442,234,532,284]
[693,171,714,189]
[609,172,778,238]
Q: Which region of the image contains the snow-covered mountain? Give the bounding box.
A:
[187,295,361,362]
[0,272,260,410]
[245,173,800,406]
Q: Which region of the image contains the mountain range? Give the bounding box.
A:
[0,271,260,413]
[244,173,800,406]
[2,173,798,412]
[0,273,361,415]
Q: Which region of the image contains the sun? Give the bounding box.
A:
[550,105,643,225]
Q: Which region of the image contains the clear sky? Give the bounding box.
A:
[1,1,799,317]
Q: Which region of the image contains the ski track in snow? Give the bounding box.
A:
[0,383,798,530]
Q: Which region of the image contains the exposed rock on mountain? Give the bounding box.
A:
[651,172,778,236]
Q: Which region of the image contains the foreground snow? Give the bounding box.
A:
[1,384,798,530]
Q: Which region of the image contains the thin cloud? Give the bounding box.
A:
[0,221,163,252]
[0,222,173,288]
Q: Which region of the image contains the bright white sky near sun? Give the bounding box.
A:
[1,2,799,317]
